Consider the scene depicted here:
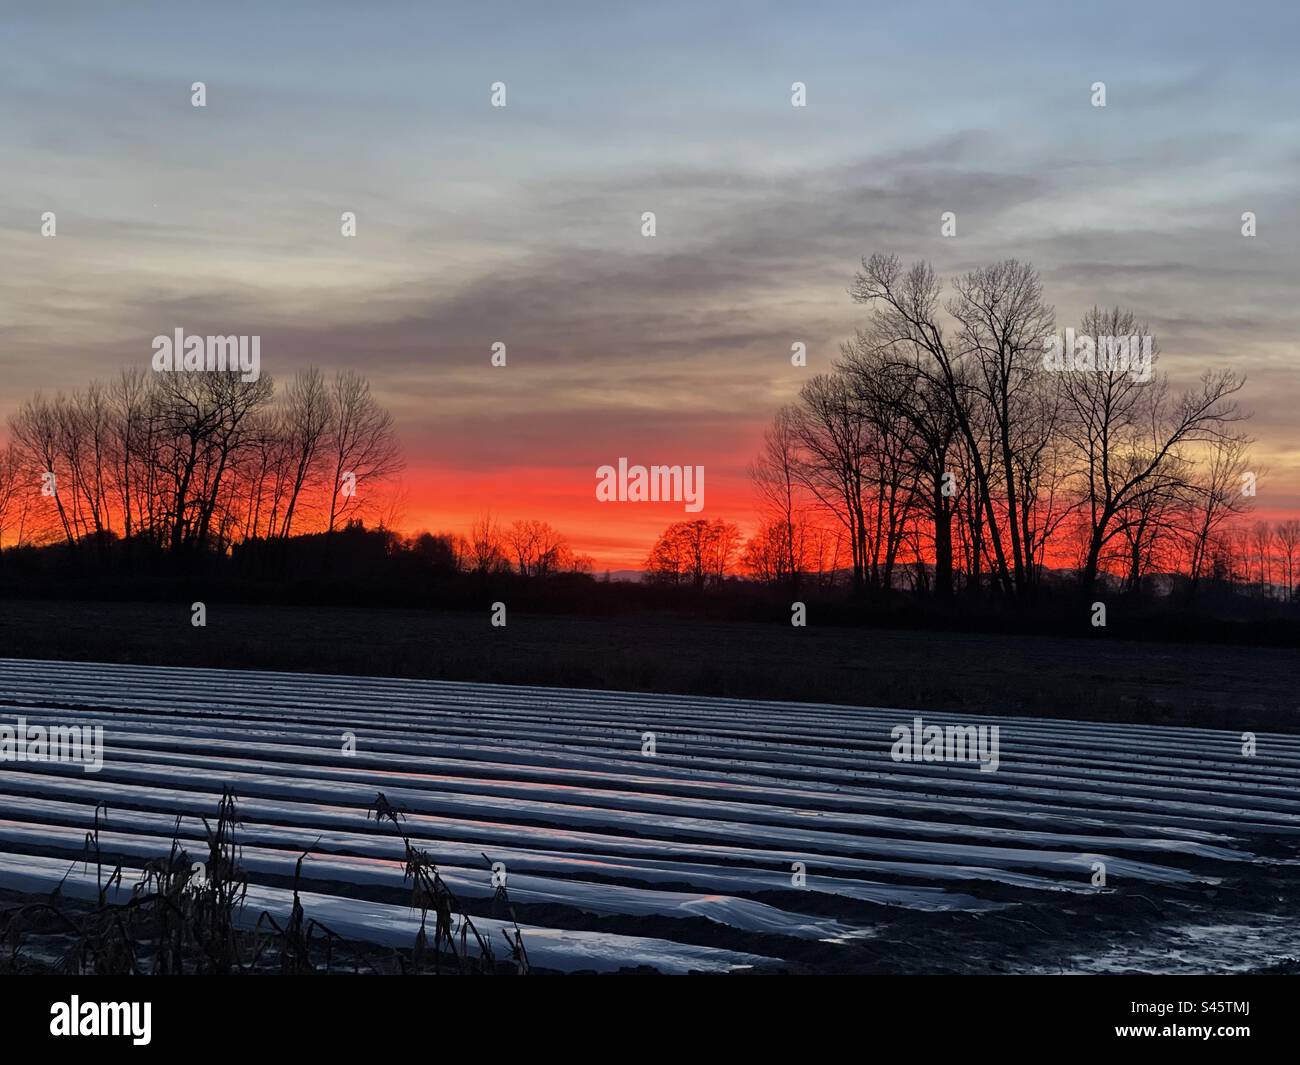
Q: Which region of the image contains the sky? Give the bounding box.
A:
[2,1,1298,568]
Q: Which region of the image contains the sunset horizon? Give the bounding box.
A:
[5,3,1299,574]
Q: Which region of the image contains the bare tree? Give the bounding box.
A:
[277,368,331,540]
[1181,434,1253,598]
[840,333,963,598]
[946,260,1057,594]
[849,255,1052,597]
[467,512,509,574]
[323,370,404,534]
[1058,305,1246,595]
[9,394,75,545]
[1276,519,1300,602]
[505,519,576,576]
[0,443,22,552]
[107,368,148,549]
[789,374,873,591]
[645,519,740,590]
[1250,520,1275,597]
[749,407,807,590]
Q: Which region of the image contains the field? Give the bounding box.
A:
[1,656,1298,974]
[1,598,1299,733]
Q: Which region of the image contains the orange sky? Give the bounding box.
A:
[400,457,762,571]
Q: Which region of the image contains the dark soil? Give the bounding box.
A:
[1,598,1297,733]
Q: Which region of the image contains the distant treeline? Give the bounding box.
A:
[2,520,1298,648]
[4,253,1300,622]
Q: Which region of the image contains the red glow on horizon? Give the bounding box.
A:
[395,463,1300,575]
[398,462,761,571]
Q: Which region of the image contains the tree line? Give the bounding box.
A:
[650,256,1300,603]
[4,257,1295,607]
[0,356,603,585]
[0,367,403,560]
